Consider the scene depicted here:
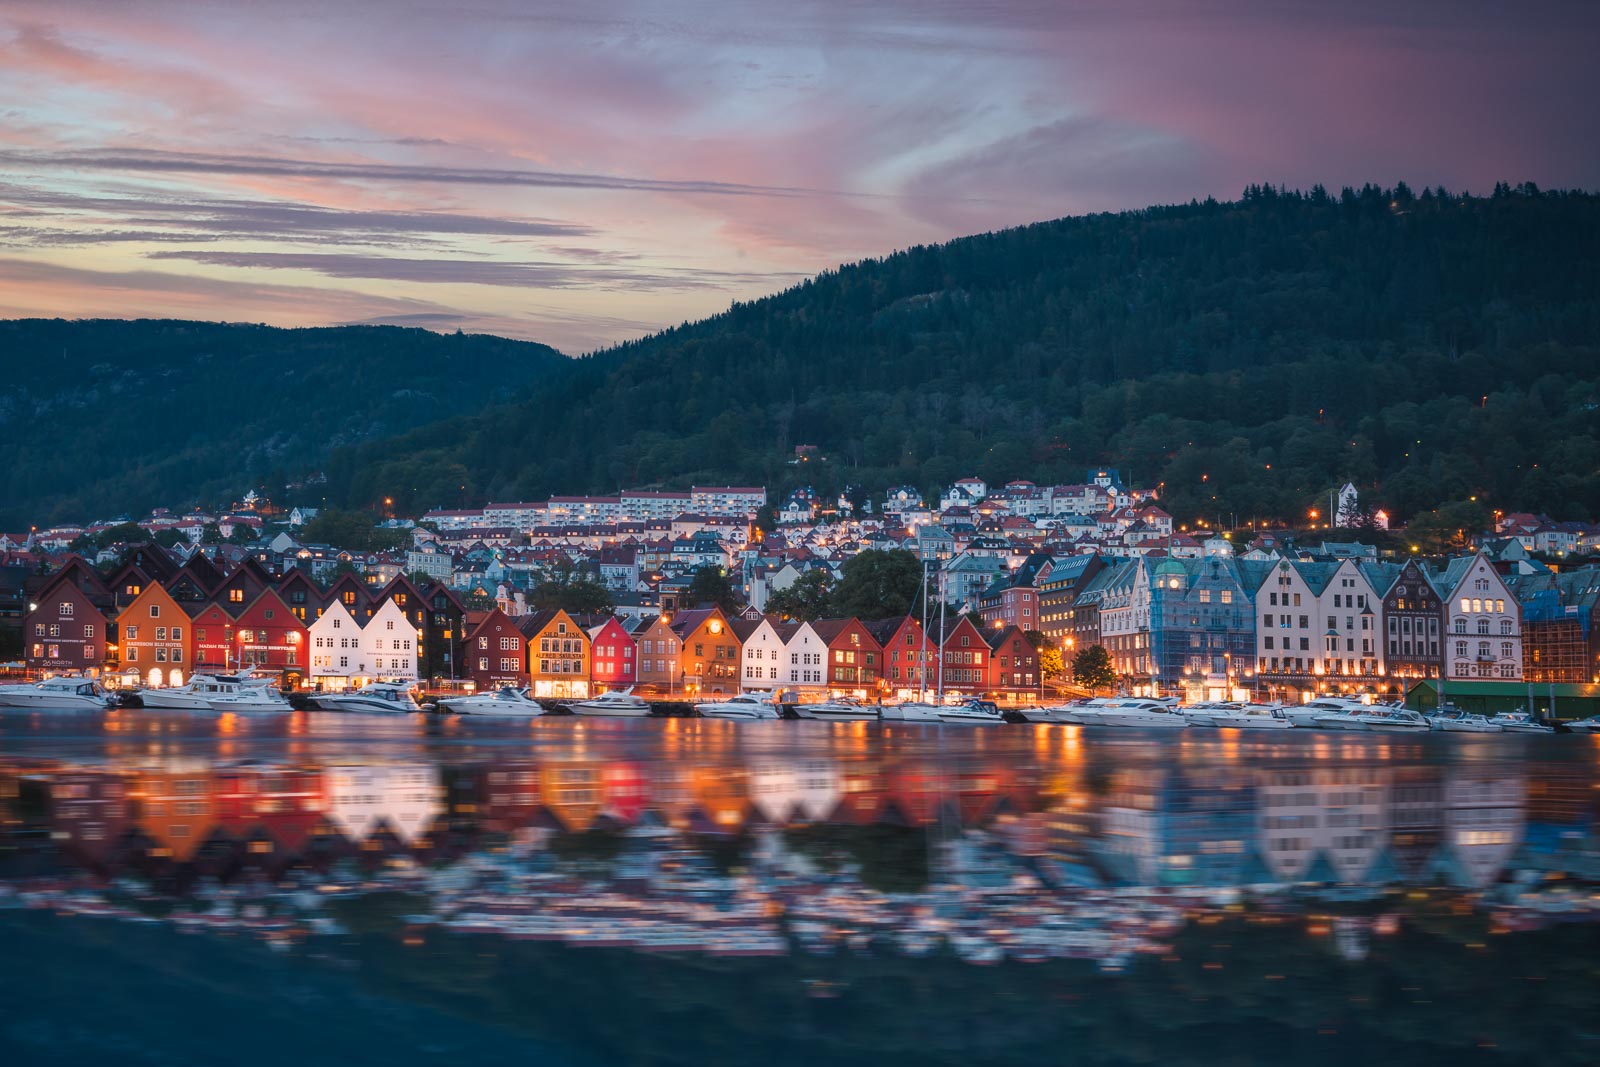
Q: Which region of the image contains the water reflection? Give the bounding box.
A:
[2,713,1599,1065]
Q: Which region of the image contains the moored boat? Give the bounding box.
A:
[794,698,879,721]
[436,687,546,717]
[314,683,424,714]
[570,690,653,717]
[696,693,781,720]
[1184,702,1293,729]
[1429,710,1503,733]
[138,671,276,711]
[208,687,293,713]
[1487,711,1555,734]
[0,676,115,711]
[937,699,1005,725]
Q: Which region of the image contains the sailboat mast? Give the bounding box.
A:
[919,561,929,702]
[937,566,946,704]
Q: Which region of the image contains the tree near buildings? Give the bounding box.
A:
[1025,630,1064,680]
[826,549,922,619]
[1071,644,1116,693]
[766,569,832,621]
[686,565,741,613]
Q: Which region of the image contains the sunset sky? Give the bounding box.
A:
[3,0,1596,353]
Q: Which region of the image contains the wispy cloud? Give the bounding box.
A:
[143,248,805,290]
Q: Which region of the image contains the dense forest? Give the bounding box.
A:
[0,320,562,527]
[327,183,1600,526]
[8,184,1599,530]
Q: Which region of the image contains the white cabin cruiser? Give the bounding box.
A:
[208,687,293,713]
[937,699,1006,725]
[1487,711,1555,734]
[570,690,652,717]
[1184,702,1293,729]
[696,693,781,720]
[879,701,943,722]
[1016,703,1087,724]
[1348,707,1432,732]
[1285,698,1370,729]
[436,687,546,717]
[1429,710,1503,733]
[315,683,423,714]
[1563,715,1600,734]
[1081,699,1188,729]
[0,676,115,711]
[138,671,275,711]
[794,698,880,721]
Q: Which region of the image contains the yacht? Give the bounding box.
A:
[435,687,546,717]
[696,693,781,720]
[879,701,943,722]
[1285,698,1370,729]
[793,698,880,721]
[570,690,653,717]
[138,671,275,711]
[1016,703,1086,724]
[1429,709,1503,733]
[0,676,115,711]
[1487,711,1555,735]
[937,699,1006,725]
[1082,699,1189,729]
[1184,702,1293,729]
[314,683,423,714]
[207,687,293,713]
[1563,715,1600,734]
[1347,707,1432,733]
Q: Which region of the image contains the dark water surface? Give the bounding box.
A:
[2,710,1598,1066]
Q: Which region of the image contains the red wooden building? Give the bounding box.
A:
[809,617,884,698]
[466,608,528,690]
[231,589,309,685]
[24,569,110,677]
[587,616,637,691]
[985,624,1040,702]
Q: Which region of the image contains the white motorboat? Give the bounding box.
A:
[138,671,275,711]
[879,701,943,722]
[794,698,880,721]
[436,687,547,717]
[1563,715,1600,734]
[1184,702,1293,729]
[570,690,653,717]
[1429,710,1503,733]
[314,683,423,714]
[1016,703,1086,724]
[208,687,293,713]
[1348,708,1432,732]
[0,676,115,711]
[1286,698,1371,729]
[1487,711,1555,735]
[1082,699,1189,729]
[696,693,781,720]
[937,699,1006,725]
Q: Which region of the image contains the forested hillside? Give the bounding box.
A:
[0,320,563,526]
[328,183,1600,525]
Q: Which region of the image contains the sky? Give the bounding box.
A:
[2,0,1596,354]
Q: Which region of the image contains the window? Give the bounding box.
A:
[127,646,138,662]
[84,624,95,638]
[230,589,245,604]
[59,601,74,617]
[171,626,182,641]
[149,604,161,618]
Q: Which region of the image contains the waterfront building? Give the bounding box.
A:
[24,566,110,678]
[1436,552,1523,681]
[1381,559,1444,688]
[519,609,592,699]
[587,616,637,692]
[117,581,192,688]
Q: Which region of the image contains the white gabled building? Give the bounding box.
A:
[740,617,799,691]
[785,622,830,694]
[307,597,417,690]
[364,598,418,681]
[1436,552,1523,681]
